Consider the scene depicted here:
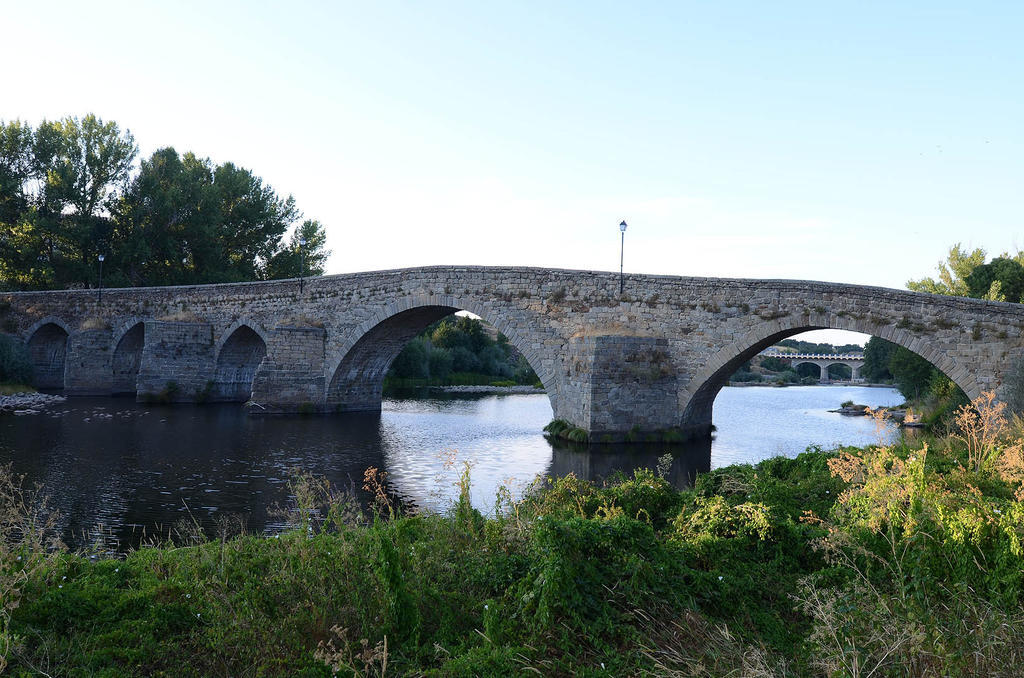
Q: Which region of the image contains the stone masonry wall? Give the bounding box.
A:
[136,321,215,402]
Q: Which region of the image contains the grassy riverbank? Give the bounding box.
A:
[4,394,1024,676]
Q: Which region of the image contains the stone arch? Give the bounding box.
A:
[111,321,146,394]
[324,294,554,413]
[26,320,70,389]
[680,315,975,438]
[24,316,73,341]
[212,324,268,402]
[214,319,270,358]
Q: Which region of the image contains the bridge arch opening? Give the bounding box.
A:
[325,305,549,413]
[27,322,69,390]
[112,322,145,395]
[213,325,267,402]
[682,324,975,440]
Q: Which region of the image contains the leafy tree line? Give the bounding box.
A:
[0,115,329,290]
[387,315,539,386]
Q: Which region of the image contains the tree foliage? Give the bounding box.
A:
[861,337,895,382]
[0,116,330,290]
[387,316,538,385]
[908,243,1024,303]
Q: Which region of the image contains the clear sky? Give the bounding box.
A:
[5,2,1022,344]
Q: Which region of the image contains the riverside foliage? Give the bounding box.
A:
[385,315,539,387]
[3,393,1024,676]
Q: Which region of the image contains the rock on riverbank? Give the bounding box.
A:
[0,392,67,415]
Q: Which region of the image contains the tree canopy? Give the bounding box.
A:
[0,115,330,290]
[908,244,1024,303]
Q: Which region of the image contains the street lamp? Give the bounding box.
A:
[298,236,307,294]
[97,254,105,303]
[618,220,628,295]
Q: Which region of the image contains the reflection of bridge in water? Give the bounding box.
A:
[760,351,866,383]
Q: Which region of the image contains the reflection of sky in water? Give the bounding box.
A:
[380,395,555,513]
[0,386,904,550]
[711,385,904,468]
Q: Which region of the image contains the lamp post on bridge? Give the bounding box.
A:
[619,220,628,295]
[298,236,307,294]
[97,254,105,303]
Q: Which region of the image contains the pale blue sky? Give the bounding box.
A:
[4,2,1022,344]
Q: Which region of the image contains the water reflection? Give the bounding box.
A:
[0,386,902,550]
[548,439,711,489]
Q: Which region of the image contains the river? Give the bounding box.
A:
[0,385,903,549]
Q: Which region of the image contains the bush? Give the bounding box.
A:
[0,335,32,385]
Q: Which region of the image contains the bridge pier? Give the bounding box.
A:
[65,327,114,395]
[136,321,216,402]
[559,335,680,441]
[250,325,327,414]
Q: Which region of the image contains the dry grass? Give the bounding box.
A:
[79,316,111,330]
[279,315,325,328]
[954,391,1008,472]
[157,309,202,322]
[633,607,787,677]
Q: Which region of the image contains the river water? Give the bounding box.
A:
[1,385,902,549]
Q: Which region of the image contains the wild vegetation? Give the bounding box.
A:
[4,393,1024,675]
[0,114,329,290]
[0,335,32,387]
[385,315,539,388]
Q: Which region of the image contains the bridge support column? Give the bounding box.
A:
[64,328,114,395]
[559,335,679,441]
[250,325,327,414]
[818,361,829,384]
[851,365,861,381]
[136,321,215,402]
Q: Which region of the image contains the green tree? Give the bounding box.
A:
[2,117,332,290]
[0,115,137,289]
[965,256,1024,303]
[906,243,986,297]
[888,346,936,400]
[861,337,895,382]
[264,220,330,280]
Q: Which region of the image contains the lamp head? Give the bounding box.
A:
[619,220,628,233]
[98,254,105,262]
[298,237,307,246]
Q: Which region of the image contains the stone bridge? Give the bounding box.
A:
[3,266,1023,440]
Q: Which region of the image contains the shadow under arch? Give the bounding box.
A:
[26,318,72,390]
[324,299,554,414]
[680,316,978,438]
[111,321,146,394]
[212,324,268,402]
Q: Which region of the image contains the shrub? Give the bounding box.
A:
[0,335,32,385]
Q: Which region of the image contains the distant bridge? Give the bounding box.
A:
[760,351,866,383]
[3,266,1023,440]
